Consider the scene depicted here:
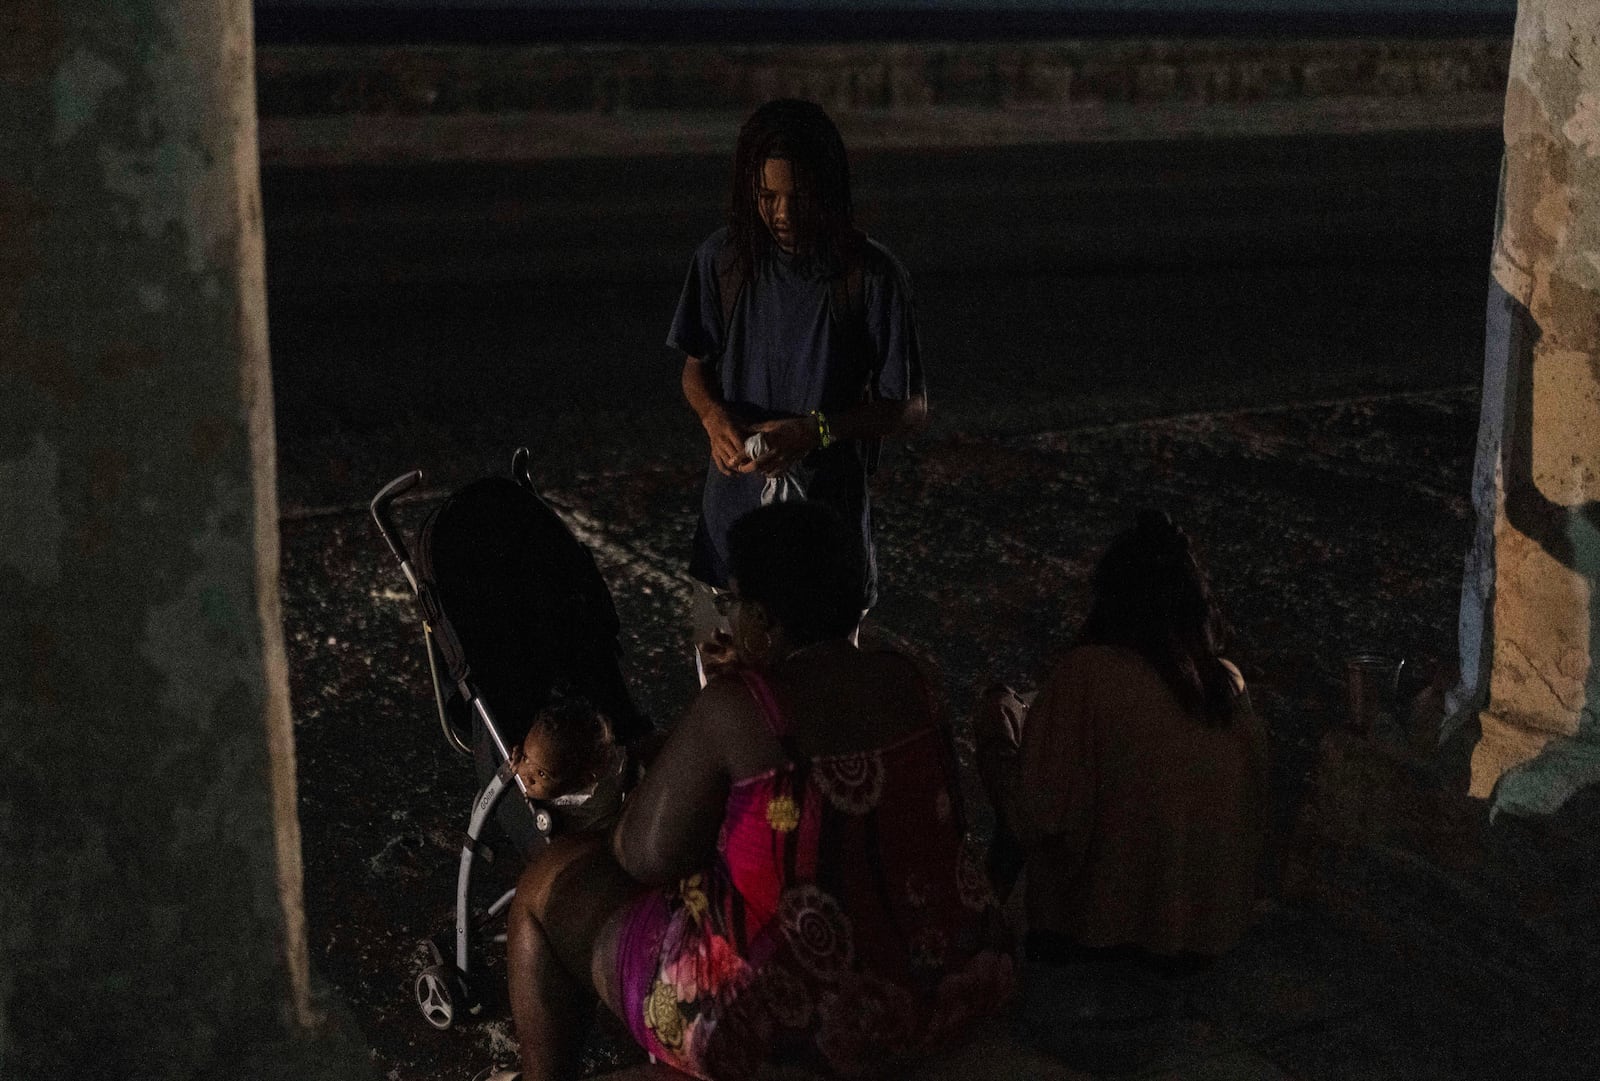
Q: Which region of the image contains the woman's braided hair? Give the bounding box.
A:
[727,99,860,280]
[1081,510,1237,726]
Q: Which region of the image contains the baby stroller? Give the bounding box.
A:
[370,448,650,1031]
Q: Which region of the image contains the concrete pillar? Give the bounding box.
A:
[0,1,365,1074]
[1456,0,1600,816]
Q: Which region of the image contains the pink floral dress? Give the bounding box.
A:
[615,670,1015,1080]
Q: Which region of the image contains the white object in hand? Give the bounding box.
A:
[744,432,808,505]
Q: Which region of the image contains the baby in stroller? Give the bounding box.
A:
[508,695,628,835]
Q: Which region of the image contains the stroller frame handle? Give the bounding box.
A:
[371,470,424,590]
[511,446,535,492]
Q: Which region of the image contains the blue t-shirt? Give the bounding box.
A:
[667,227,924,605]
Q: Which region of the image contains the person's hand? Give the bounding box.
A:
[701,406,750,476]
[749,416,820,477]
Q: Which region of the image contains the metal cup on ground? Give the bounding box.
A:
[1344,652,1406,735]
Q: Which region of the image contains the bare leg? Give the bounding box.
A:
[505,834,646,1081]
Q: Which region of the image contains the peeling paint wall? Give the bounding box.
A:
[0,1,366,1074]
[1459,0,1600,815]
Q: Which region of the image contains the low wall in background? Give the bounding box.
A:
[256,36,1510,163]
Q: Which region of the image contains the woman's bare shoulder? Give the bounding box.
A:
[691,670,764,737]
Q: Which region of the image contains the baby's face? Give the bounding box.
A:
[511,728,569,801]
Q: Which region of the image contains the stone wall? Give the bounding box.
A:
[254,37,1511,165]
[256,37,1511,117]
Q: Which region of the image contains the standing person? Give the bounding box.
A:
[669,99,928,678]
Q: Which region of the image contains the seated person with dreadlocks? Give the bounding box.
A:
[976,511,1270,973]
[670,99,929,682]
[507,696,630,835]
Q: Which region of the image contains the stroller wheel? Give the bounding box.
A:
[415,964,458,1030]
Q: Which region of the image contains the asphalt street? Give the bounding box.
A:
[265,129,1501,512]
[267,128,1507,1078]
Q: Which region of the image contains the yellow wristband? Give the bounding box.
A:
[809,410,832,449]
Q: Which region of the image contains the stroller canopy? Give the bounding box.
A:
[415,476,645,744]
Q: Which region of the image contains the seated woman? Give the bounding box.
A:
[504,501,1014,1081]
[978,510,1268,971]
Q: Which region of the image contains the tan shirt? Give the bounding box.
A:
[1016,644,1268,956]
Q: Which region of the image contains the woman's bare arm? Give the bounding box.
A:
[610,678,742,885]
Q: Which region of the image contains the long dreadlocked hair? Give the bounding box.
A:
[1080,510,1238,727]
[726,99,860,280]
